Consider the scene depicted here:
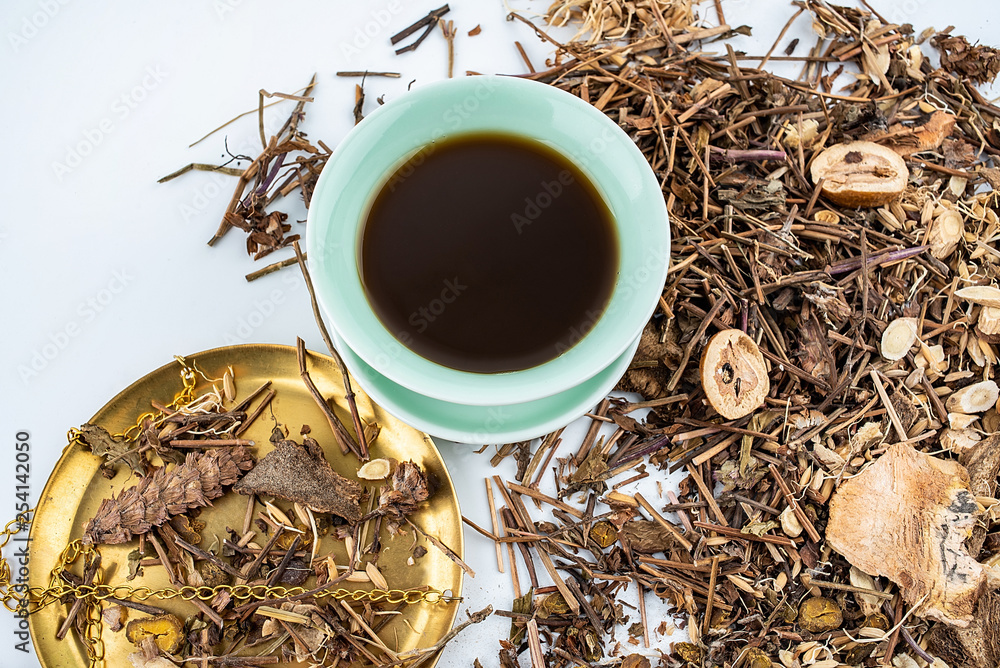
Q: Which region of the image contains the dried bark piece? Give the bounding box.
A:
[84,447,254,545]
[880,317,919,361]
[810,141,908,207]
[927,592,1000,668]
[956,285,1000,308]
[126,613,185,654]
[945,380,999,413]
[958,434,1000,557]
[234,439,363,524]
[826,443,989,626]
[700,329,769,420]
[928,209,965,259]
[877,111,957,156]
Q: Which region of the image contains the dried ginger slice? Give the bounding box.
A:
[826,443,989,626]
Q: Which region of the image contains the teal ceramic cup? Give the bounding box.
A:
[307,75,669,409]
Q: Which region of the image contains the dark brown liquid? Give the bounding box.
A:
[360,133,618,374]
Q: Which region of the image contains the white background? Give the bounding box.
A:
[0,1,995,666]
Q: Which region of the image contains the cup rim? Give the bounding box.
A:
[306,75,670,406]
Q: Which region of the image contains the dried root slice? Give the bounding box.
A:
[810,141,909,207]
[357,458,396,481]
[948,412,980,430]
[880,317,919,361]
[956,285,1000,309]
[126,613,185,654]
[916,343,948,376]
[827,443,988,626]
[927,209,965,259]
[779,505,803,538]
[946,380,999,414]
[940,428,983,454]
[699,329,770,420]
[977,306,1000,338]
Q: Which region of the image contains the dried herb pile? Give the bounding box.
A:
[473,1,1000,667]
[59,356,463,668]
[159,1,1000,665]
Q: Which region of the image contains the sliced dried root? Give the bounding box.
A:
[956,285,1000,308]
[357,458,396,481]
[977,306,1000,337]
[699,329,770,420]
[880,317,919,361]
[125,613,185,654]
[810,141,909,208]
[945,380,999,413]
[927,209,965,259]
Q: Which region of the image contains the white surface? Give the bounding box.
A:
[0,1,995,666]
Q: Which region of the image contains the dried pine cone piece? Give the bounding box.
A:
[84,446,255,544]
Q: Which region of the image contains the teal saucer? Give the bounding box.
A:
[332,328,640,443]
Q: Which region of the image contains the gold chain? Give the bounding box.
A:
[67,355,198,447]
[1,361,460,667]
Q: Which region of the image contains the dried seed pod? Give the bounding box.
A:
[880,317,919,361]
[744,648,772,668]
[797,597,843,632]
[928,209,965,259]
[126,614,185,654]
[810,141,909,207]
[589,519,618,548]
[699,329,770,420]
[956,286,1000,308]
[945,380,999,413]
[673,642,703,662]
[84,447,255,544]
[197,561,230,588]
[357,458,396,481]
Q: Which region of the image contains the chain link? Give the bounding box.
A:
[1,362,460,667]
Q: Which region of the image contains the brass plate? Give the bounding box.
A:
[28,344,463,667]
